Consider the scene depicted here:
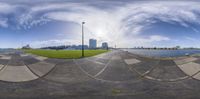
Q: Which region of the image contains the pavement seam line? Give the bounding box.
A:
[134,60,190,82]
[143,75,189,82]
[0,55,11,73]
[94,58,112,77]
[176,61,200,79]
[22,60,41,78]
[85,58,106,65]
[73,59,142,84]
[23,60,57,79]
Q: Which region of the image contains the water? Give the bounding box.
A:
[124,49,200,58]
[0,49,16,54]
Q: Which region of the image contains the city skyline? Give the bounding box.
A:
[0,0,200,48]
[22,38,108,49]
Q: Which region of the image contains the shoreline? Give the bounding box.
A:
[124,50,199,60]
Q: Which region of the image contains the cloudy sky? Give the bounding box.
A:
[0,0,200,48]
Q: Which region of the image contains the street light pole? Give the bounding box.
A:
[82,22,85,57]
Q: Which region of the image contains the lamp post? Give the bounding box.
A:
[82,22,85,57]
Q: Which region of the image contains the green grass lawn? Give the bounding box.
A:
[24,49,109,59]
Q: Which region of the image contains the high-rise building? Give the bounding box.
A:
[89,39,97,49]
[102,42,108,49]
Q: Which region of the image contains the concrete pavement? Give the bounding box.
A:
[0,50,200,98]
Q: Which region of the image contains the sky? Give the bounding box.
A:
[0,0,200,48]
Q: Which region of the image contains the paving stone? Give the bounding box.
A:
[111,55,122,60]
[94,52,113,59]
[0,59,9,65]
[0,64,4,70]
[22,56,40,65]
[130,60,158,74]
[147,60,187,80]
[0,55,11,60]
[75,59,106,76]
[0,66,38,82]
[193,72,200,80]
[124,58,141,65]
[86,57,109,64]
[44,58,68,64]
[32,55,48,61]
[119,51,139,59]
[1,50,200,98]
[8,54,24,66]
[44,60,91,83]
[193,59,200,64]
[20,54,29,57]
[28,61,55,77]
[96,59,140,81]
[178,62,200,76]
[174,57,198,65]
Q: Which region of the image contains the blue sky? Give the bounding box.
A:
[0,0,200,48]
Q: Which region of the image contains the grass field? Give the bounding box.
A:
[24,49,109,59]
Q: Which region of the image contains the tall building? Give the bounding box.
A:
[89,39,97,49]
[102,42,108,49]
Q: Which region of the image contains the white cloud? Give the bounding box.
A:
[17,13,51,29]
[185,37,198,42]
[30,39,81,48]
[149,35,170,42]
[1,1,200,47]
[0,18,8,28]
[0,3,14,14]
[33,1,199,47]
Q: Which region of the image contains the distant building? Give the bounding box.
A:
[89,39,97,49]
[78,45,89,49]
[176,46,181,49]
[40,45,89,50]
[22,44,31,49]
[102,42,108,49]
[66,45,88,50]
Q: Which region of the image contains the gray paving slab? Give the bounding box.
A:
[124,58,141,65]
[8,54,24,66]
[94,50,116,59]
[20,54,29,57]
[181,78,200,91]
[22,56,40,65]
[96,59,140,81]
[174,57,197,65]
[44,60,91,83]
[0,65,38,82]
[111,55,122,60]
[193,72,200,80]
[86,57,109,64]
[178,62,200,76]
[1,50,200,98]
[0,55,11,60]
[118,51,139,59]
[75,59,106,76]
[0,59,9,65]
[129,59,159,74]
[44,58,68,64]
[28,61,55,77]
[148,79,200,99]
[32,55,48,61]
[86,59,106,65]
[193,58,200,64]
[147,60,187,80]
[0,64,4,70]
